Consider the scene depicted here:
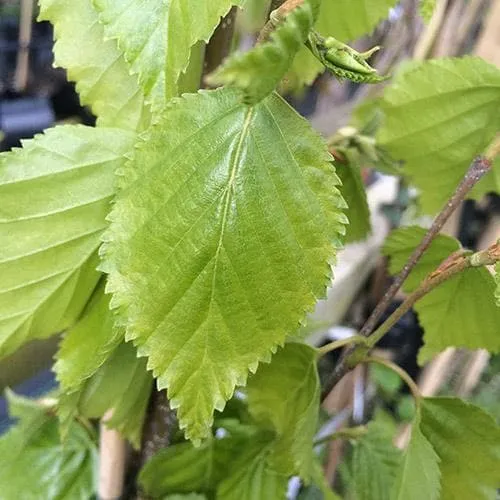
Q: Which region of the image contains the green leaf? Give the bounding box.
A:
[340,420,401,500]
[76,342,152,448]
[93,0,244,110]
[391,414,441,500]
[0,391,97,499]
[103,88,347,442]
[0,125,135,359]
[335,151,371,243]
[246,342,320,478]
[164,495,207,500]
[317,0,398,42]
[382,226,460,292]
[282,46,324,94]
[38,0,150,131]
[383,227,500,361]
[378,57,500,214]
[139,434,245,497]
[420,397,500,500]
[54,282,122,401]
[216,433,289,500]
[208,0,319,104]
[419,0,436,23]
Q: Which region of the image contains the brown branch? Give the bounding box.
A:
[257,0,304,43]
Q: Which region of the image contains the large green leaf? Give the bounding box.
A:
[75,341,152,448]
[340,420,401,500]
[39,0,149,131]
[103,88,347,442]
[383,227,500,362]
[216,433,289,500]
[0,391,97,499]
[317,0,398,42]
[0,125,134,359]
[208,0,319,104]
[93,0,244,110]
[246,343,319,479]
[378,57,500,214]
[420,398,500,500]
[391,415,441,500]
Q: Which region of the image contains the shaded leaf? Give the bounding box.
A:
[208,0,319,104]
[317,0,398,42]
[216,433,289,500]
[378,57,500,214]
[0,391,97,499]
[247,343,320,478]
[391,414,441,500]
[340,420,401,500]
[383,227,500,361]
[420,397,500,500]
[382,226,460,292]
[93,0,244,110]
[335,151,371,242]
[39,0,149,130]
[0,125,134,359]
[103,88,347,442]
[76,342,152,448]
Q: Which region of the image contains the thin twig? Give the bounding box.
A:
[413,0,449,60]
[321,238,500,399]
[257,0,304,43]
[314,425,368,447]
[317,335,368,357]
[14,0,34,92]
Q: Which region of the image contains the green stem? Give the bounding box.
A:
[314,425,368,447]
[317,335,368,357]
[365,356,421,406]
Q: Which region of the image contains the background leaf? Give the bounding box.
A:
[0,391,97,499]
[208,0,319,104]
[0,125,134,359]
[282,46,324,94]
[317,0,398,42]
[94,0,244,109]
[378,57,500,214]
[39,0,150,131]
[419,0,436,23]
[420,398,500,500]
[246,343,320,479]
[495,262,500,306]
[103,88,346,442]
[340,420,401,500]
[391,415,441,500]
[383,227,500,362]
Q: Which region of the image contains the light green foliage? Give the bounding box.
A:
[334,152,371,242]
[383,227,500,362]
[237,0,271,33]
[93,0,244,110]
[378,57,500,214]
[0,125,134,360]
[283,46,324,94]
[382,226,460,292]
[340,420,401,500]
[419,0,436,22]
[317,0,398,42]
[208,0,319,104]
[103,88,346,442]
[420,398,500,500]
[164,495,207,500]
[0,391,97,499]
[391,416,441,500]
[38,0,149,131]
[74,342,152,448]
[246,343,320,479]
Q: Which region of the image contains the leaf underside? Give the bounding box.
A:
[103,88,347,441]
[38,0,150,131]
[0,125,134,359]
[378,57,500,214]
[93,0,244,109]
